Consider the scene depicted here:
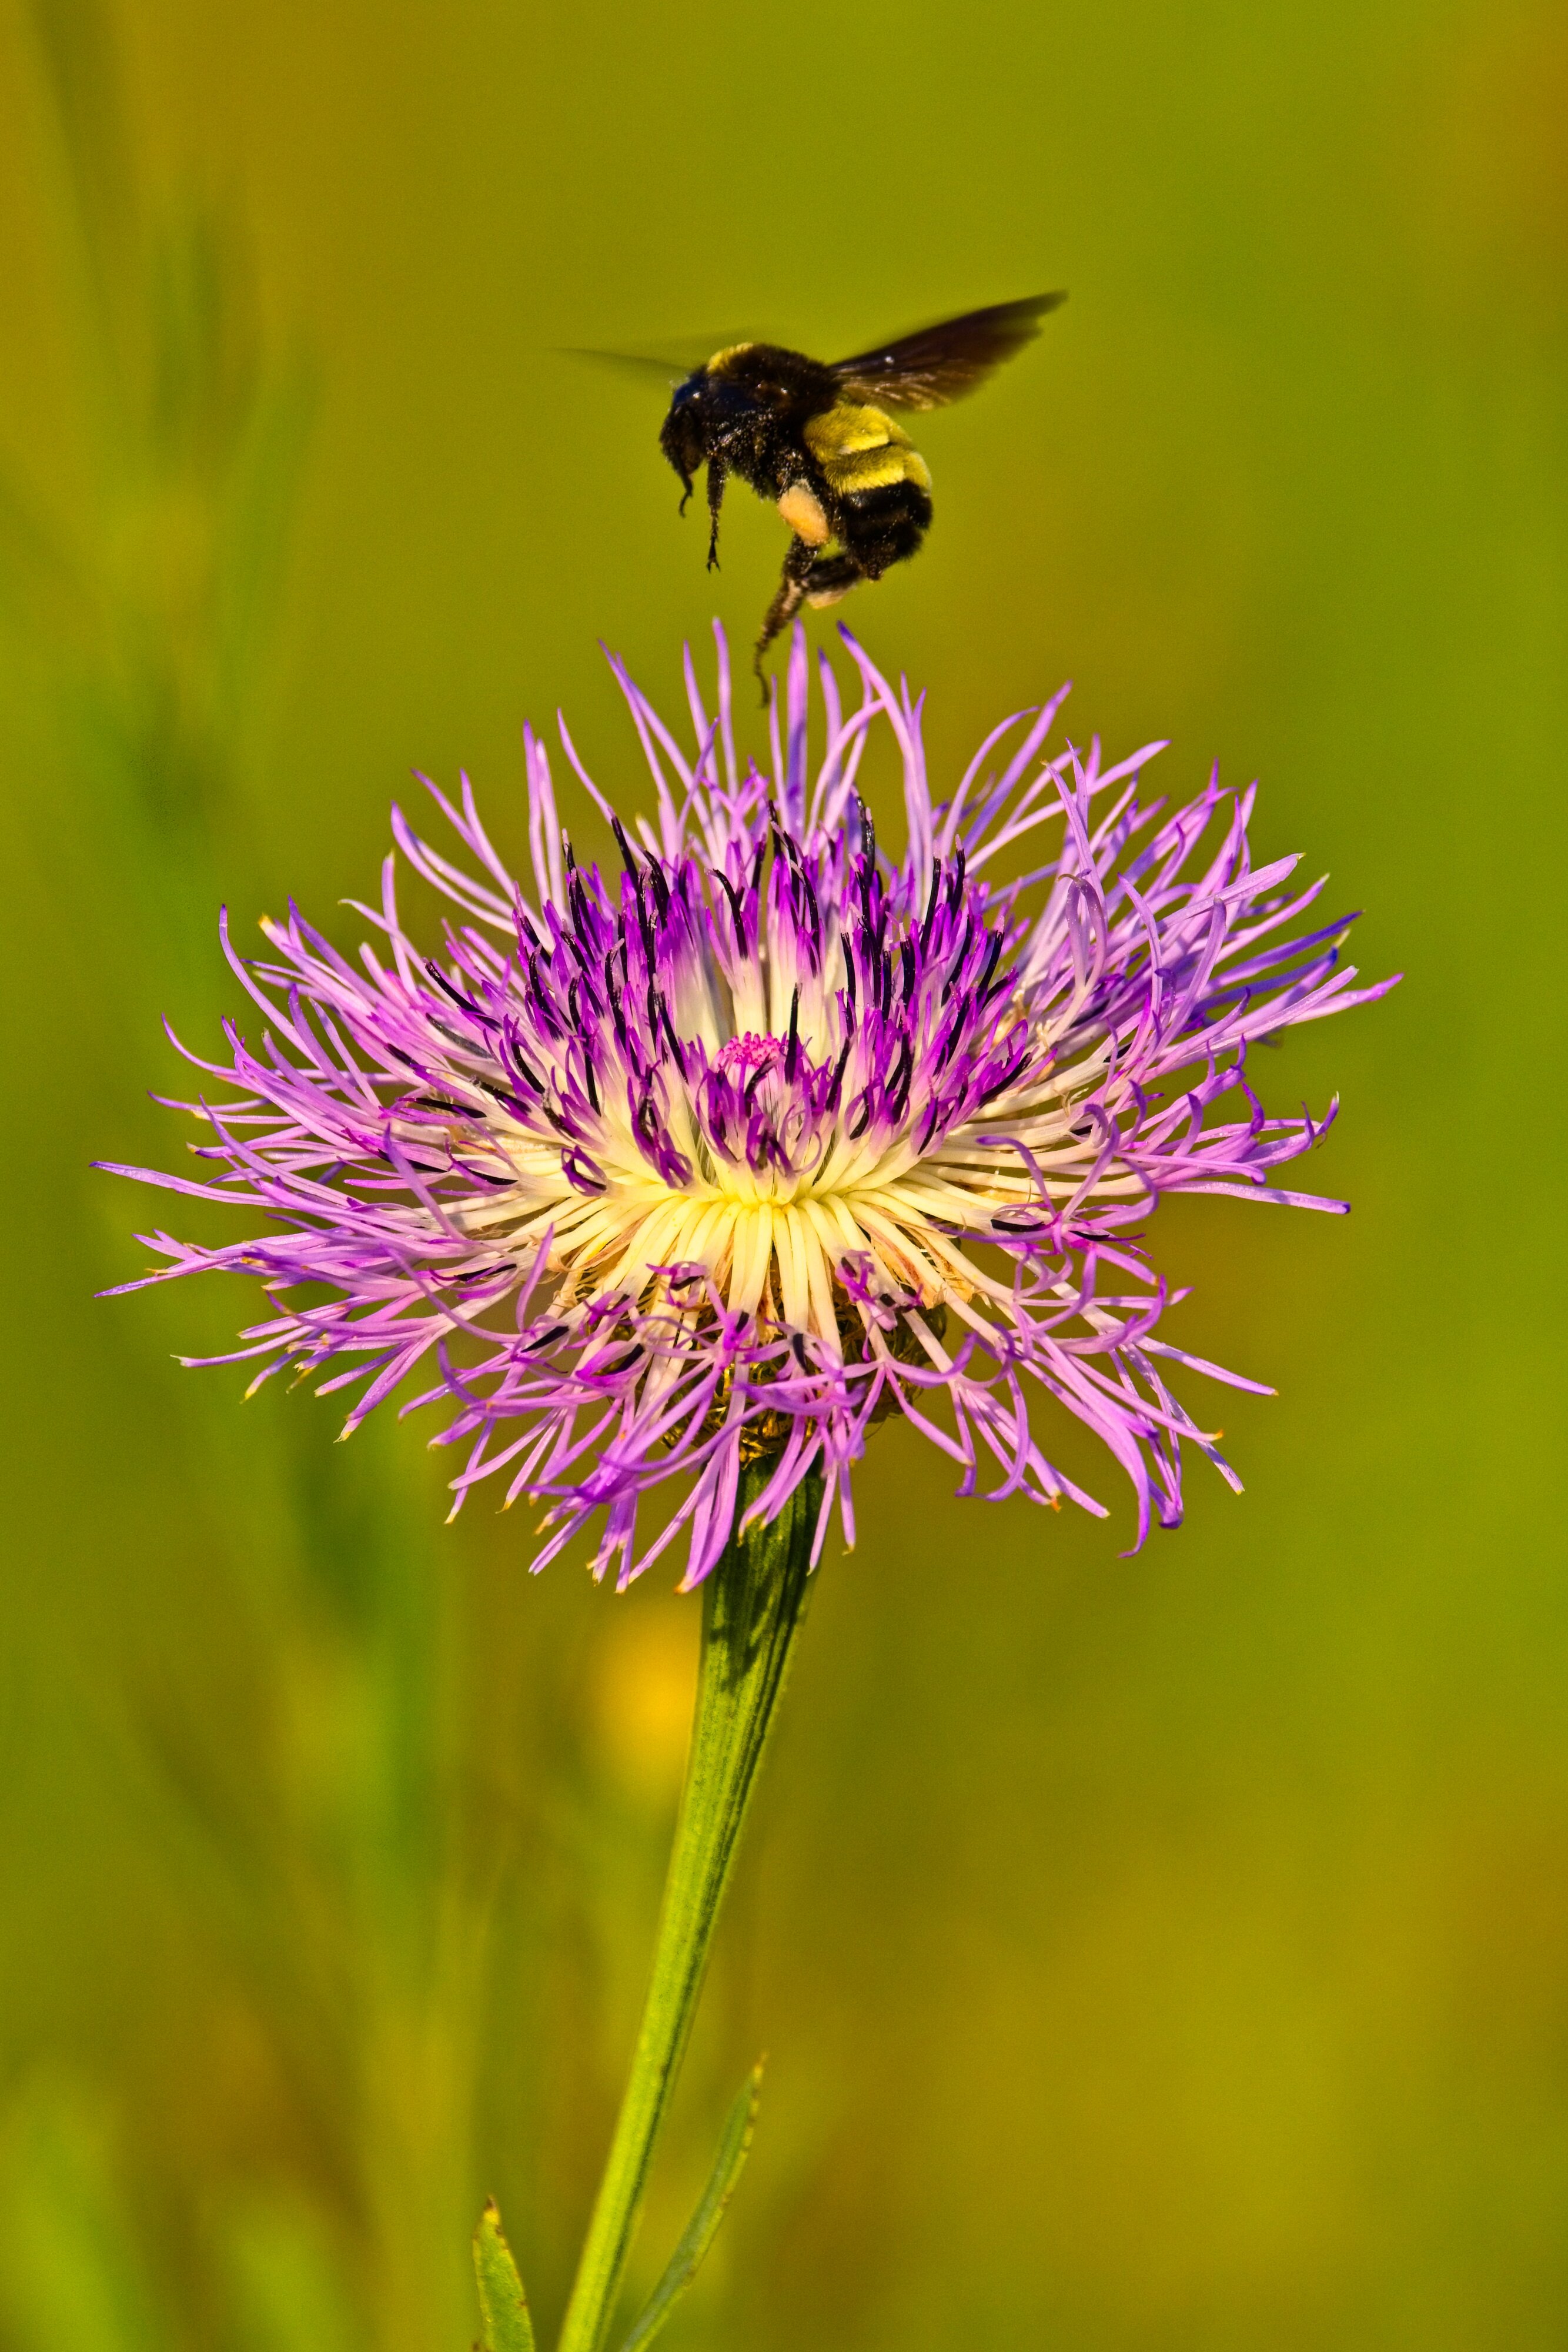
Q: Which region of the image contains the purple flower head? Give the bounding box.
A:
[105,624,1392,1588]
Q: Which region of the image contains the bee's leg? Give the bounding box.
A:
[706,460,728,570]
[754,539,815,694]
[800,550,864,610]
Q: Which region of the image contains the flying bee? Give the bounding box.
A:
[654,293,1064,681]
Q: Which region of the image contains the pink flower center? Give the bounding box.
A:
[716,1032,784,1078]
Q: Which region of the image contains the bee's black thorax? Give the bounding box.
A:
[658,343,838,505]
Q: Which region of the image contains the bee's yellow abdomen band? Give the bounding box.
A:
[805,403,930,496]
[821,445,934,496]
[804,402,911,460]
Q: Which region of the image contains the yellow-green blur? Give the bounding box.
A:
[0,0,1562,2346]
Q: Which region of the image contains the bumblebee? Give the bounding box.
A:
[654,294,1064,678]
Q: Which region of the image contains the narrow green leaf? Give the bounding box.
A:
[618,2063,764,2352]
[472,2200,535,2352]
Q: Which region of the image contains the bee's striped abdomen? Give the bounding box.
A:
[803,403,934,497]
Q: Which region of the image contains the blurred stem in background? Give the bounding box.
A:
[0,5,489,2347]
[2,0,310,994]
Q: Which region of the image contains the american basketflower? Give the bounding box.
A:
[105,624,1390,2352]
[108,625,1385,1586]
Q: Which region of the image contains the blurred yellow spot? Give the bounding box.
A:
[589,1607,697,1799]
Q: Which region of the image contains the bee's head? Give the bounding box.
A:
[658,372,710,496]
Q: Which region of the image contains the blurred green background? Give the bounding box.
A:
[0,0,1563,2344]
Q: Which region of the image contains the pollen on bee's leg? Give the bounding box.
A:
[805,584,853,610]
[776,483,830,544]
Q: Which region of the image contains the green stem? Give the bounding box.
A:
[557,1464,821,2352]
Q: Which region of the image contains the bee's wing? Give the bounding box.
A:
[557,348,701,385]
[828,293,1065,411]
[557,331,758,385]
